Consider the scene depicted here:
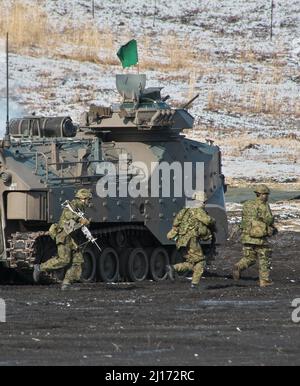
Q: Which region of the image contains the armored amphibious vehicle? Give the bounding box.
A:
[0,74,228,283]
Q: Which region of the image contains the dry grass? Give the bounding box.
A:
[205,86,300,118]
[1,2,289,73]
[63,23,119,65]
[207,90,218,111]
[1,1,298,122]
[233,136,299,151]
[165,33,196,70]
[140,33,197,73]
[193,126,300,162]
[0,2,119,65]
[237,41,287,66]
[290,99,300,118]
[0,2,198,71]
[0,2,49,50]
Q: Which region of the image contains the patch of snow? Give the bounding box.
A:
[0,0,299,184]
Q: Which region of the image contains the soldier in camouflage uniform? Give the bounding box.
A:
[33,188,92,290]
[166,192,216,291]
[233,184,277,287]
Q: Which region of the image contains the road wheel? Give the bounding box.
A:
[127,248,149,282]
[97,247,119,282]
[109,231,128,249]
[81,247,97,282]
[149,247,169,281]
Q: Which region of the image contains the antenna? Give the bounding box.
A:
[6,33,9,133]
[4,32,11,147]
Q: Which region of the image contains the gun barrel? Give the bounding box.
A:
[93,240,102,252]
[182,93,200,109]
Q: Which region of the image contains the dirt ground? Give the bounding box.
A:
[0,231,299,366]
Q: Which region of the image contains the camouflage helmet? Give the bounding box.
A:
[75,188,92,199]
[192,191,208,202]
[254,184,270,195]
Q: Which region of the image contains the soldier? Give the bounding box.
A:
[33,188,92,290]
[233,184,277,287]
[166,192,216,291]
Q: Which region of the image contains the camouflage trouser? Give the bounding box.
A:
[40,237,84,285]
[174,237,205,285]
[236,244,272,281]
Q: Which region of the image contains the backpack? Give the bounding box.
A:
[177,208,212,239]
[176,209,191,235]
[173,208,189,228]
[167,208,189,240]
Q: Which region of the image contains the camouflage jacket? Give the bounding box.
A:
[241,198,275,245]
[175,206,215,249]
[56,199,87,244]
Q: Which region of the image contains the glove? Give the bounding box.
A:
[167,227,178,241]
[80,218,90,226]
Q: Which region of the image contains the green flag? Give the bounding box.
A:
[117,40,138,68]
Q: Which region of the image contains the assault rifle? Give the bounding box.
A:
[61,200,102,252]
[206,223,217,264]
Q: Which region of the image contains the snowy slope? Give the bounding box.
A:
[0,0,299,184]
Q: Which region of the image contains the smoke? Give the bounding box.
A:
[0,99,24,138]
[0,99,8,138]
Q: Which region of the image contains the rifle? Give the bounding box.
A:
[61,200,102,252]
[207,230,217,262]
[205,222,218,264]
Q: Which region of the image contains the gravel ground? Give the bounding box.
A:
[0,231,299,366]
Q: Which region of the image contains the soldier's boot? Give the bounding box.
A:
[61,283,70,291]
[232,264,241,281]
[190,283,198,291]
[190,283,202,292]
[166,265,176,281]
[33,264,41,283]
[61,283,80,291]
[259,279,274,288]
